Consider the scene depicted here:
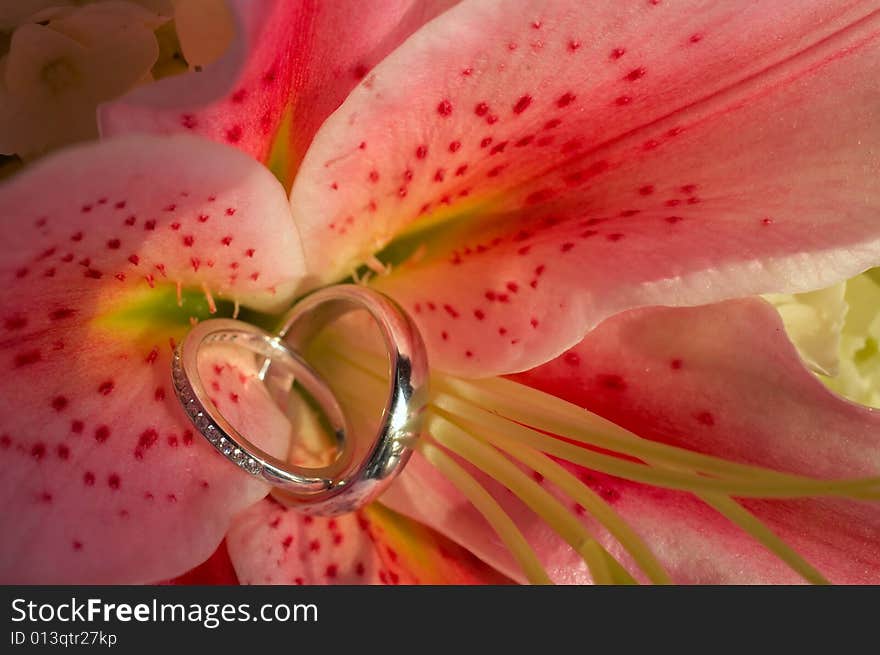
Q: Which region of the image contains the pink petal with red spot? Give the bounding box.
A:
[291,0,880,375]
[101,0,457,182]
[1,134,303,311]
[160,540,239,585]
[226,497,511,584]
[0,135,302,582]
[384,299,880,583]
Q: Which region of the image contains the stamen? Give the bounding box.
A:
[326,342,851,490]
[437,379,880,499]
[365,255,390,275]
[464,420,672,584]
[322,354,563,584]
[314,338,871,584]
[439,376,804,482]
[418,441,553,585]
[698,493,829,584]
[436,391,880,499]
[201,282,217,314]
[427,413,636,584]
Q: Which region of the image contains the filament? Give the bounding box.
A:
[312,338,873,584]
[417,441,553,585]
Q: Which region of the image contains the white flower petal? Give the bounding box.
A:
[765,283,847,376]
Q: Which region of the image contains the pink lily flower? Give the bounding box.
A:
[2,0,880,585]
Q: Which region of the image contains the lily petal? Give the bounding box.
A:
[289,0,880,375]
[384,298,880,583]
[161,540,239,584]
[0,134,303,583]
[226,497,510,584]
[100,0,457,186]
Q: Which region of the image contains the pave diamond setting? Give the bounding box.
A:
[171,348,264,478]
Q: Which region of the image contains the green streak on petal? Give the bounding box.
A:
[365,203,493,274]
[866,267,880,288]
[266,106,294,191]
[365,503,511,583]
[151,20,189,79]
[96,284,234,334]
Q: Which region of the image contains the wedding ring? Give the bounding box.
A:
[270,284,429,514]
[171,285,428,515]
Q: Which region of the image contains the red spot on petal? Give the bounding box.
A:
[31,442,46,460]
[513,94,532,114]
[4,315,26,330]
[443,304,460,319]
[226,125,243,143]
[14,350,41,367]
[597,374,627,391]
[625,67,646,81]
[556,92,576,108]
[696,411,716,426]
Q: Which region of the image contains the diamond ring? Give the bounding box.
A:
[172,285,429,516]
